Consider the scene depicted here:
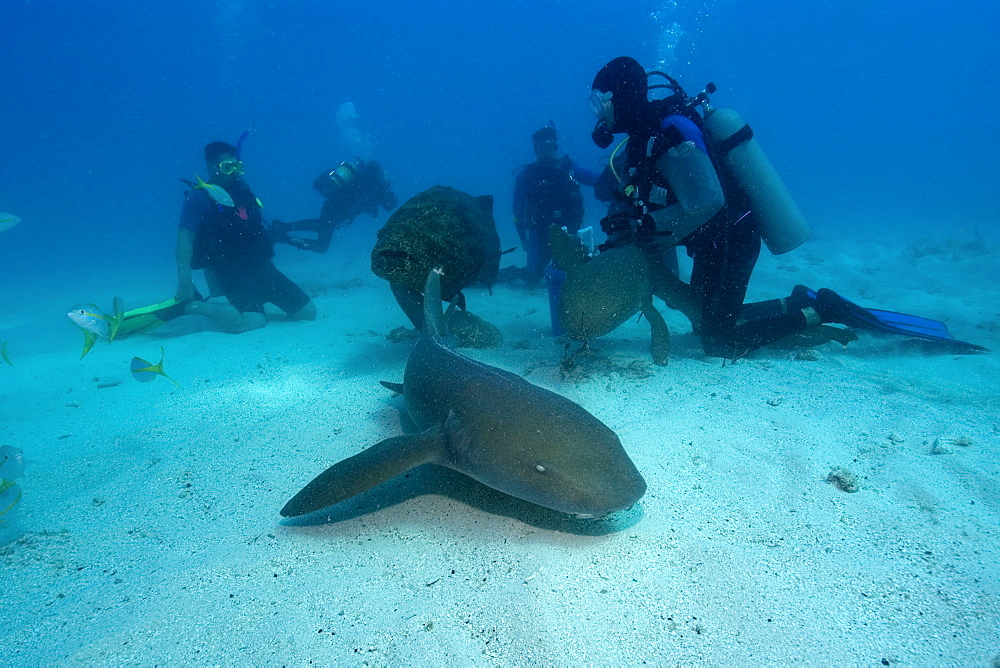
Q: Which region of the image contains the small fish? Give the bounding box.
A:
[130,347,180,388]
[0,445,24,480]
[1,340,11,367]
[194,174,234,207]
[0,478,21,524]
[68,297,125,359]
[0,212,21,232]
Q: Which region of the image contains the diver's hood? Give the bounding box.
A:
[591,56,649,137]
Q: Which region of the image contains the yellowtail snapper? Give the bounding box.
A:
[194,174,234,207]
[67,297,124,358]
[0,445,24,526]
[0,212,21,232]
[130,347,180,388]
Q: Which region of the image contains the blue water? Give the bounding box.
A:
[3,3,999,662]
[2,0,996,289]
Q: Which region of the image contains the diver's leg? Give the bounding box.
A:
[696,222,811,358]
[184,300,244,333]
[524,226,549,284]
[292,301,317,320]
[645,243,701,329]
[239,312,267,331]
[390,282,425,330]
[204,268,225,299]
[693,217,762,356]
[263,263,317,321]
[215,263,270,332]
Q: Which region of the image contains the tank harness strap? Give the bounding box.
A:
[715,123,754,155]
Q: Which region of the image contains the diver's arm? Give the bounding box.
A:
[649,141,724,242]
[175,228,198,300]
[570,160,602,187]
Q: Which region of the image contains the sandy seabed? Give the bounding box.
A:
[2,234,999,665]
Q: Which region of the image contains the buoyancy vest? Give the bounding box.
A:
[520,156,584,230]
[191,179,274,269]
[622,115,707,211]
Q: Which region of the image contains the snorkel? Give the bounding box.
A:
[235,125,254,160]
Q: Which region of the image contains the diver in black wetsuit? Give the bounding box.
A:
[587,57,991,358]
[588,57,837,359]
[175,141,316,333]
[270,159,397,253]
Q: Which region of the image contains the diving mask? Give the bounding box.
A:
[218,159,245,176]
[588,90,614,126]
[589,90,616,148]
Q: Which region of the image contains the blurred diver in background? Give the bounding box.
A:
[499,124,600,286]
[269,158,397,253]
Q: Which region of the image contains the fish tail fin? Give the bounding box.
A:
[154,347,180,388]
[1,341,11,367]
[107,297,125,343]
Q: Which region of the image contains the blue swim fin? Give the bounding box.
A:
[811,288,989,353]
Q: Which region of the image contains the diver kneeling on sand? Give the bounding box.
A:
[586,56,988,357]
[117,136,317,336]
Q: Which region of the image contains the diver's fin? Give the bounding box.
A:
[815,288,989,353]
[117,298,188,337]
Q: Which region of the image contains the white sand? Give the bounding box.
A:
[2,235,999,664]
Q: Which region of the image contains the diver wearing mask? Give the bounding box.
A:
[588,56,836,359]
[587,57,990,358]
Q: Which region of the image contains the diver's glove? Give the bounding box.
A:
[598,212,637,251]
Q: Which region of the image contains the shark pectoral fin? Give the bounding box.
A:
[280,430,443,517]
[81,330,98,359]
[642,301,670,366]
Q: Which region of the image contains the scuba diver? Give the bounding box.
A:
[588,56,987,357]
[101,135,317,338]
[499,124,601,286]
[269,158,397,253]
[172,140,316,332]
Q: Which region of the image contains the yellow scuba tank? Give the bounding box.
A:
[702,107,811,255]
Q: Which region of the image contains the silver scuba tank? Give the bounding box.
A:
[702,107,811,255]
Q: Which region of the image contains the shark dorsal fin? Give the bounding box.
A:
[422,268,447,339]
